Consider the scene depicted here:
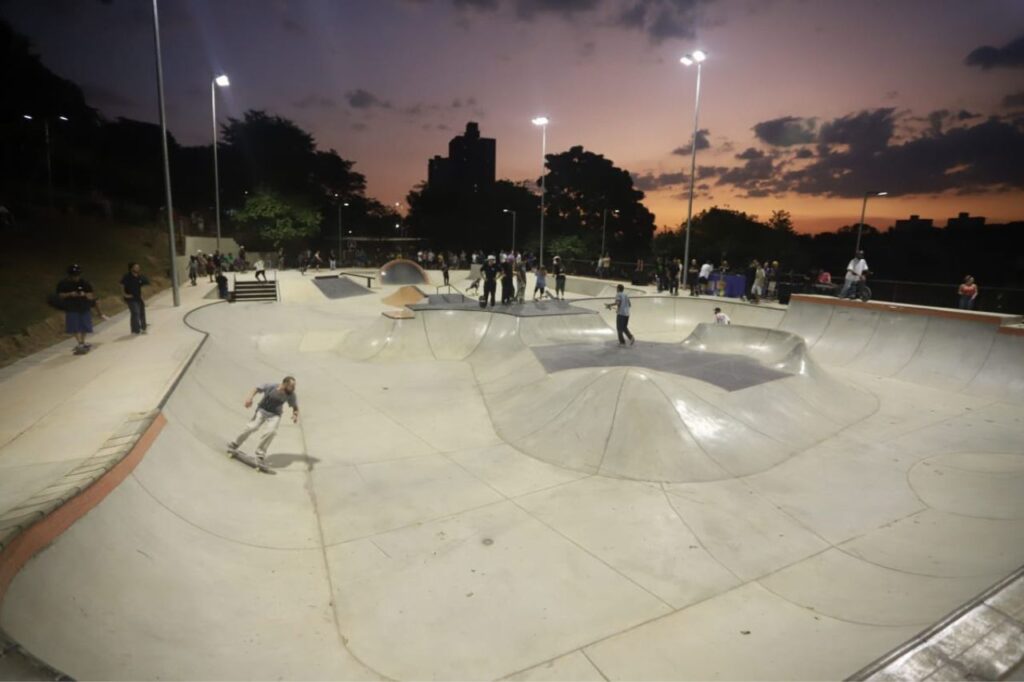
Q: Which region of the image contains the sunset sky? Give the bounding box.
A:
[3,0,1023,233]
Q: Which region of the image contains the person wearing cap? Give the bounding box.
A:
[481,255,500,307]
[552,255,567,300]
[56,265,96,354]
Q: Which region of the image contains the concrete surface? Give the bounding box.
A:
[0,274,1022,680]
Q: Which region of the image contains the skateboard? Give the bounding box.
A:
[73,343,92,355]
[227,446,275,474]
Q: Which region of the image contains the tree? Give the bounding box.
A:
[541,145,655,258]
[767,209,794,234]
[234,190,320,247]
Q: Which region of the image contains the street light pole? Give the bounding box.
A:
[600,208,618,258]
[211,74,229,252]
[336,197,348,255]
[503,209,517,254]
[151,0,180,306]
[855,190,887,253]
[532,116,549,265]
[680,49,707,289]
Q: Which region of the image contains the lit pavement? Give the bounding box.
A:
[1,270,1022,680]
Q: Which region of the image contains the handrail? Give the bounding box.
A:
[435,284,463,296]
[337,272,375,288]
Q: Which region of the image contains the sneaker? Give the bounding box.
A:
[141,328,148,334]
[629,337,635,346]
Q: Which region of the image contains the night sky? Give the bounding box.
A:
[3,0,1023,232]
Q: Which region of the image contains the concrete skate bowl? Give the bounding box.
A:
[378,258,429,285]
[339,308,877,482]
[3,296,1024,681]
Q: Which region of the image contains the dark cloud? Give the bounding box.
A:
[515,0,600,20]
[752,116,816,146]
[292,94,337,110]
[452,0,499,8]
[631,165,724,191]
[716,150,774,197]
[672,128,710,155]
[351,122,368,132]
[794,148,814,159]
[734,147,764,160]
[345,89,392,109]
[769,114,1024,198]
[818,108,895,152]
[1005,91,1024,108]
[883,90,900,101]
[965,34,1024,70]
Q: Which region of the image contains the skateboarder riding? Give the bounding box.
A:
[228,376,299,469]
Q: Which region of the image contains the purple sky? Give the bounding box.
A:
[3,0,1023,232]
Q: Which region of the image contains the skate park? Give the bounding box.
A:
[1,266,1023,681]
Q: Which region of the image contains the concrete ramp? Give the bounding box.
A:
[312,275,372,299]
[381,285,427,307]
[378,259,429,285]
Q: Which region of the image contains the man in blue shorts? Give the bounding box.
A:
[56,264,95,354]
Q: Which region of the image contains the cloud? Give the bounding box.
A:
[965,34,1024,69]
[515,0,600,20]
[1003,91,1024,108]
[631,165,724,191]
[452,0,499,8]
[818,108,895,152]
[883,90,900,101]
[773,113,1024,198]
[672,128,710,155]
[752,116,816,146]
[715,149,775,197]
[292,94,337,110]
[351,122,368,132]
[345,89,392,109]
[794,148,814,159]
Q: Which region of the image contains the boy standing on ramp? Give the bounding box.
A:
[228,377,299,470]
[606,284,635,346]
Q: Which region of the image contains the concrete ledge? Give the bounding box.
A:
[791,294,1023,326]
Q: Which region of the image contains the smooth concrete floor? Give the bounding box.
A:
[1,271,1022,681]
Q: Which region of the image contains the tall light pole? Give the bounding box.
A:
[23,114,67,207]
[503,208,517,254]
[601,207,618,259]
[532,116,549,265]
[151,0,179,306]
[211,74,229,252]
[335,194,349,253]
[679,49,707,288]
[855,191,887,253]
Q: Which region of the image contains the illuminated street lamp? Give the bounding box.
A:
[503,209,517,254]
[211,73,230,251]
[532,116,549,264]
[679,49,706,288]
[855,190,888,253]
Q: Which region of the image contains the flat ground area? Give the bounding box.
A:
[1,270,1023,680]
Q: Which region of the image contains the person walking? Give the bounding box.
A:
[56,264,95,355]
[714,307,731,325]
[698,259,713,297]
[533,266,549,301]
[606,284,635,346]
[957,275,979,310]
[840,251,868,299]
[552,256,567,300]
[481,255,499,307]
[228,377,300,468]
[120,262,150,335]
[188,255,198,286]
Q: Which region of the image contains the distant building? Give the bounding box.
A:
[946,212,986,229]
[427,122,496,194]
[893,214,934,231]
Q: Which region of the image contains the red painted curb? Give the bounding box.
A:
[0,413,166,602]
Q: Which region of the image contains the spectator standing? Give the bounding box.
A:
[516,260,527,303]
[501,258,515,305]
[751,261,766,303]
[329,250,337,270]
[481,255,499,307]
[552,256,567,300]
[840,251,868,298]
[957,275,979,310]
[56,264,96,355]
[687,259,699,296]
[668,258,680,296]
[216,269,229,299]
[188,255,198,286]
[441,257,450,286]
[605,284,635,346]
[120,262,150,335]
[698,259,713,297]
[534,267,549,300]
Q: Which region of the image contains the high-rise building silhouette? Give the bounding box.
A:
[427,122,495,194]
[893,214,934,231]
[946,212,986,229]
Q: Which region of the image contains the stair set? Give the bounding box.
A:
[231,278,278,302]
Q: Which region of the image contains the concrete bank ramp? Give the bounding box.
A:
[312,275,372,299]
[378,259,429,285]
[381,285,427,307]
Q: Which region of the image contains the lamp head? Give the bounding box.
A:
[531,116,549,126]
[692,49,707,62]
[876,191,888,196]
[214,74,230,87]
[22,114,32,120]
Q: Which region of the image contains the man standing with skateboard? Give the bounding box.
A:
[56,264,96,355]
[228,376,299,471]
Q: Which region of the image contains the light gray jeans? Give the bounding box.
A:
[232,409,281,456]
